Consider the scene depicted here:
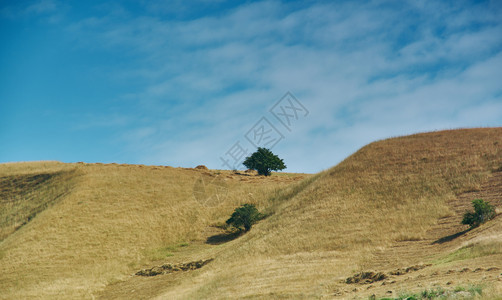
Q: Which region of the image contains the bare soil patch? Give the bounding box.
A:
[135,259,213,277]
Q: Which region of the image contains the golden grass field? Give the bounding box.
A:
[1,127,501,299]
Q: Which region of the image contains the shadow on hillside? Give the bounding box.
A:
[206,231,244,245]
[432,229,469,245]
[231,172,254,177]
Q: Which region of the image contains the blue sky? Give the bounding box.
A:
[1,0,501,173]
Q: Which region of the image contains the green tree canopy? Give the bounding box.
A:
[242,147,286,176]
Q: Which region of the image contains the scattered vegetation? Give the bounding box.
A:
[373,285,483,299]
[345,271,387,284]
[136,259,213,276]
[225,203,263,232]
[461,199,496,229]
[346,265,430,285]
[243,147,286,176]
[435,241,502,264]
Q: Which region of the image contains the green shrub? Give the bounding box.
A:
[461,199,496,229]
[226,203,263,232]
[420,287,445,299]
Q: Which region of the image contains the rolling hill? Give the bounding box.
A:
[1,127,501,299]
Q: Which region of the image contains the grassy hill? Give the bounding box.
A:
[1,128,501,299]
[0,161,307,299]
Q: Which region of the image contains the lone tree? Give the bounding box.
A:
[462,199,496,229]
[243,147,286,176]
[226,203,262,232]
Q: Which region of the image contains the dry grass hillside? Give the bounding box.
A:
[133,128,501,300]
[1,127,501,299]
[0,161,307,299]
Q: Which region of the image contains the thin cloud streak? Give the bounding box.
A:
[1,0,501,172]
[71,1,502,172]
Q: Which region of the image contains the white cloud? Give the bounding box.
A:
[25,0,57,15]
[1,0,64,23]
[58,1,502,171]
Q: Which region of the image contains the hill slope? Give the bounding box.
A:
[1,128,501,299]
[0,162,307,299]
[0,161,79,241]
[138,127,501,299]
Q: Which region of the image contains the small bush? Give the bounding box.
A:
[226,203,263,232]
[420,287,445,299]
[461,199,496,229]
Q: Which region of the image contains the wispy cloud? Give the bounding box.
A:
[25,0,57,14]
[68,1,502,170]
[2,0,501,172]
[1,0,64,23]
